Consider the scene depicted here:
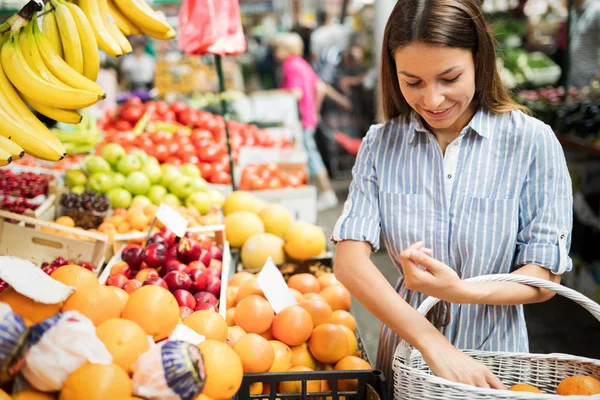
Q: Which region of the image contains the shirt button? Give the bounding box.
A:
[447,174,452,179]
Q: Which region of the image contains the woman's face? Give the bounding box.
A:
[393,42,476,134]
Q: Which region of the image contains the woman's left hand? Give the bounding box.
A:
[400,242,465,303]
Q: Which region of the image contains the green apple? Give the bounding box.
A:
[132,195,152,207]
[65,169,87,188]
[168,176,195,200]
[107,188,132,209]
[125,171,151,196]
[112,172,126,188]
[186,192,211,215]
[190,177,208,193]
[117,155,143,176]
[84,155,112,175]
[180,163,201,178]
[144,156,160,166]
[87,172,112,194]
[207,189,225,206]
[162,194,181,207]
[147,185,168,205]
[71,185,85,195]
[142,162,163,184]
[160,164,181,188]
[101,143,126,167]
[130,149,148,165]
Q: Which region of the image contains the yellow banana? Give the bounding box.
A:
[51,0,84,75]
[41,4,63,58]
[0,136,24,160]
[22,94,83,125]
[1,32,100,110]
[61,2,99,81]
[32,16,105,98]
[145,26,175,40]
[112,0,171,36]
[98,0,132,54]
[107,0,133,36]
[78,0,122,57]
[0,148,13,167]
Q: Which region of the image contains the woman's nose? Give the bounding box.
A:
[422,86,445,110]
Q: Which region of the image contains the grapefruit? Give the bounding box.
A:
[259,204,293,238]
[223,191,261,216]
[283,221,326,260]
[224,211,265,248]
[241,233,285,270]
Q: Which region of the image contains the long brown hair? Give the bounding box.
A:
[379,0,529,121]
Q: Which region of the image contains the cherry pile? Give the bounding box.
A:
[0,170,54,199]
[60,191,110,230]
[1,197,40,216]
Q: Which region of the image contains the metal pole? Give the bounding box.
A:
[340,0,349,23]
[214,54,237,191]
[562,0,573,89]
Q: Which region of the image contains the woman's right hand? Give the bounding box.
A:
[421,339,506,389]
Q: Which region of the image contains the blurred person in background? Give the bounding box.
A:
[119,38,156,91]
[310,9,353,63]
[567,0,599,88]
[272,32,352,211]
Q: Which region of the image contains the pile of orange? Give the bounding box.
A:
[509,375,600,396]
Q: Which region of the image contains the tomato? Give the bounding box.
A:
[155,101,169,116]
[176,143,196,159]
[114,120,133,131]
[210,171,231,184]
[168,142,180,155]
[294,170,308,184]
[155,144,168,162]
[181,154,199,165]
[198,162,214,180]
[163,110,177,122]
[120,106,144,124]
[249,176,267,190]
[266,176,282,190]
[284,173,302,188]
[165,156,182,166]
[190,129,213,143]
[153,130,171,144]
[178,109,199,127]
[169,101,187,115]
[198,145,220,163]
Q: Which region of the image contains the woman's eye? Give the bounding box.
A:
[442,75,461,84]
[404,81,421,88]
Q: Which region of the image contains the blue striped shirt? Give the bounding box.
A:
[332,108,573,377]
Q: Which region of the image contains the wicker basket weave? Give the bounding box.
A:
[392,274,600,399]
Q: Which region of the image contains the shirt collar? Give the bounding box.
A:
[408,107,490,143]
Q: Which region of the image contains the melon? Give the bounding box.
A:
[224,211,265,248]
[241,233,286,270]
[223,191,262,216]
[259,204,294,238]
[283,221,327,260]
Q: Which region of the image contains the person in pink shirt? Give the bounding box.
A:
[273,32,352,211]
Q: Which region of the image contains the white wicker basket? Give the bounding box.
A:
[392,274,600,399]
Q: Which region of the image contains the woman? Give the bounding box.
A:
[331,0,573,394]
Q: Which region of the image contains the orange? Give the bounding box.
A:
[228,271,255,287]
[184,310,228,342]
[298,299,332,328]
[0,287,61,323]
[249,382,263,395]
[339,325,358,356]
[331,310,356,332]
[11,389,55,399]
[279,366,320,394]
[320,285,351,311]
[271,305,313,346]
[308,324,348,364]
[121,285,179,341]
[290,343,318,369]
[129,213,149,231]
[303,292,323,302]
[234,295,274,334]
[289,288,304,303]
[509,384,542,393]
[260,327,274,340]
[233,333,275,373]
[0,390,8,400]
[106,286,129,313]
[317,273,340,290]
[269,340,293,372]
[334,356,372,391]
[287,273,320,294]
[556,376,600,395]
[55,216,75,227]
[226,286,238,309]
[198,340,243,399]
[226,326,246,347]
[96,319,150,373]
[226,308,236,326]
[51,265,98,290]
[235,279,264,303]
[59,363,132,400]
[62,284,122,326]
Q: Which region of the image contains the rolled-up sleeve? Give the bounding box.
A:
[514,125,573,274]
[331,125,382,251]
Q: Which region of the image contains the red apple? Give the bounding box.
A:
[156,228,177,248]
[143,276,169,290]
[143,243,167,268]
[135,268,159,282]
[146,235,166,247]
[205,276,221,298]
[197,234,213,251]
[194,291,218,306]
[106,273,128,288]
[163,271,191,291]
[177,238,202,263]
[110,261,131,277]
[209,245,223,261]
[188,260,206,271]
[180,306,194,320]
[208,259,222,272]
[122,279,142,294]
[199,249,211,267]
[173,289,197,309]
[166,245,179,261]
[121,245,144,269]
[194,303,217,312]
[189,269,208,293]
[162,260,190,276]
[204,268,221,279]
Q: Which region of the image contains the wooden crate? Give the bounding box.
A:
[23,193,57,222]
[0,210,109,274]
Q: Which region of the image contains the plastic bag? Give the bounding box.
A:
[20,311,112,392]
[0,302,28,384]
[132,340,206,400]
[178,0,246,56]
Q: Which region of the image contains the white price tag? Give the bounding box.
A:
[256,257,297,313]
[156,203,188,237]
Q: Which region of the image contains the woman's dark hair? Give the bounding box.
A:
[379,0,528,120]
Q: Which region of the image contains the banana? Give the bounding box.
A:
[108,0,136,36]
[0,148,13,167]
[112,0,171,36]
[98,0,132,54]
[51,0,84,74]
[32,15,105,98]
[0,136,24,160]
[145,26,175,40]
[41,4,63,58]
[78,0,122,57]
[22,94,83,124]
[1,32,99,109]
[61,2,100,81]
